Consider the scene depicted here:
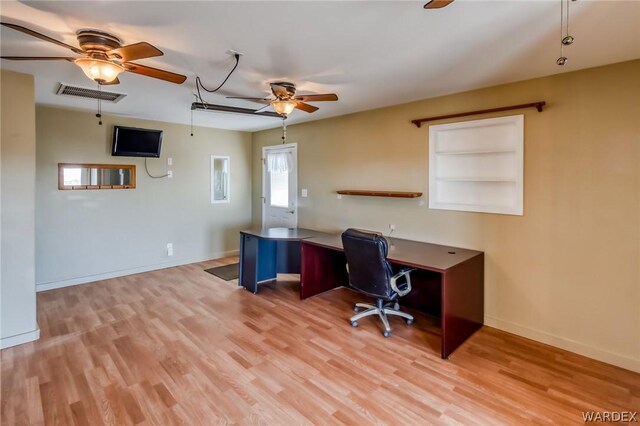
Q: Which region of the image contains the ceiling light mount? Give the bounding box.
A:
[271,81,297,99]
[76,29,123,54]
[225,49,244,58]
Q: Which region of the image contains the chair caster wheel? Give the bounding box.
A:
[383,330,390,337]
[353,306,360,313]
[406,319,414,325]
[351,321,358,327]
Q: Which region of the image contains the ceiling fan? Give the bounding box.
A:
[227,82,338,116]
[0,22,186,85]
[424,0,454,9]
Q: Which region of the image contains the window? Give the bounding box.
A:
[428,115,524,215]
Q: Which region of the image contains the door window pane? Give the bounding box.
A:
[270,170,289,207]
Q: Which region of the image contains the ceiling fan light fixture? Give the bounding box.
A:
[271,99,297,116]
[75,58,124,83]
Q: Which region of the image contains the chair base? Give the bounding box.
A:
[350,300,414,337]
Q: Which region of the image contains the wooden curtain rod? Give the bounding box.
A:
[411,101,546,128]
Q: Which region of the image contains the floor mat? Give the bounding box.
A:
[204,263,239,281]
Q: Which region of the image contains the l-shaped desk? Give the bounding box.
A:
[238,228,325,293]
[239,228,484,359]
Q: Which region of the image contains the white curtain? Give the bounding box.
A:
[267,151,293,173]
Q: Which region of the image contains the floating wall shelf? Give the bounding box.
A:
[336,190,423,198]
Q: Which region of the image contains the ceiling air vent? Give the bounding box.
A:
[55,83,126,103]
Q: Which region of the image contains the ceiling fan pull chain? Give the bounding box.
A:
[282,116,287,144]
[190,106,194,137]
[96,84,103,125]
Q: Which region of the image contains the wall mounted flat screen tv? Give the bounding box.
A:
[112,126,163,157]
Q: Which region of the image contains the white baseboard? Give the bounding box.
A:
[484,315,640,373]
[36,250,239,292]
[1,327,40,349]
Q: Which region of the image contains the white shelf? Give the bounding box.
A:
[436,177,516,182]
[435,149,515,156]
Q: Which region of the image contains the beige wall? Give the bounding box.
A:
[36,107,252,289]
[252,60,640,371]
[0,70,38,347]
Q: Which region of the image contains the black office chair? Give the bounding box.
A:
[341,228,415,337]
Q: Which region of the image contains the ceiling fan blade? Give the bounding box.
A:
[0,56,76,61]
[1,22,84,55]
[295,102,319,113]
[100,77,120,85]
[294,93,338,102]
[424,0,454,9]
[108,42,163,62]
[123,62,186,84]
[254,104,272,113]
[226,96,272,102]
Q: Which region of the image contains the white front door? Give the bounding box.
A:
[262,143,297,228]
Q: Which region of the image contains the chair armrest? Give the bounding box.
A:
[390,268,415,297]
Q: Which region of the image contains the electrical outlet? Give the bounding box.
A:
[301,188,308,197]
[167,157,173,166]
[337,194,342,200]
[389,224,396,232]
[167,243,173,256]
[167,170,173,178]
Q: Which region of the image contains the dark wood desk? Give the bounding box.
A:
[301,234,484,359]
[238,228,328,293]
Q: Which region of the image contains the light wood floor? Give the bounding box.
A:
[2,257,638,425]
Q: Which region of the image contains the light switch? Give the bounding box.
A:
[167,157,173,165]
[301,188,308,197]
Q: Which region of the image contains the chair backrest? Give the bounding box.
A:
[341,228,393,299]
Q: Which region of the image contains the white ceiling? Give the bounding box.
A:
[1,1,639,132]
